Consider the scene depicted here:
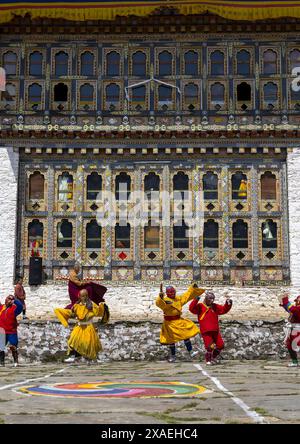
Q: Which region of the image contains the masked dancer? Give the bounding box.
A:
[189,291,232,365]
[156,282,205,362]
[55,289,109,363]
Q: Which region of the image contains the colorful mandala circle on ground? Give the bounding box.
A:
[18,381,207,398]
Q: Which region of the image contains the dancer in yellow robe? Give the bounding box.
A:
[156,282,205,362]
[54,289,109,362]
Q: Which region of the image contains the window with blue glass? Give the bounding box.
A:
[132,51,146,76]
[29,51,43,76]
[55,51,69,76]
[81,51,95,76]
[106,51,120,76]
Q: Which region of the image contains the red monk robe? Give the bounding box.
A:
[189,293,232,364]
[281,295,300,366]
[65,269,107,309]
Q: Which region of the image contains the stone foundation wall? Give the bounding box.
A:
[16,283,294,322]
[15,319,288,363]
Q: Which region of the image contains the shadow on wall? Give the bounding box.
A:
[6,146,19,181]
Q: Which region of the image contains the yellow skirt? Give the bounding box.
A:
[68,324,102,360]
[160,318,200,345]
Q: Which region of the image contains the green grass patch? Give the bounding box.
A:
[254,407,268,415]
[225,419,251,424]
[165,401,198,415]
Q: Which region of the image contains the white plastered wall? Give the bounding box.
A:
[0,147,19,295]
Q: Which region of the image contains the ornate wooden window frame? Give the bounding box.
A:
[230,217,252,262]
[102,80,123,111]
[112,221,134,261]
[83,218,105,265]
[83,170,104,212]
[27,49,46,77]
[154,81,176,111]
[51,80,71,111]
[181,80,201,111]
[51,48,72,77]
[229,169,251,212]
[26,169,48,212]
[233,47,254,76]
[129,48,150,77]
[1,49,20,77]
[260,79,281,110]
[142,170,163,214]
[260,47,280,75]
[207,48,227,77]
[287,47,300,73]
[113,170,135,214]
[155,48,176,77]
[54,218,75,261]
[141,221,163,262]
[23,217,47,262]
[170,169,192,213]
[55,170,75,212]
[200,218,223,263]
[103,48,123,77]
[181,48,201,77]
[78,48,97,77]
[234,79,255,111]
[259,218,282,263]
[77,80,97,111]
[128,80,150,111]
[258,169,281,212]
[25,80,45,111]
[171,219,193,261]
[201,170,221,212]
[208,80,228,111]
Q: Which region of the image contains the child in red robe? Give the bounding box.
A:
[189,291,232,365]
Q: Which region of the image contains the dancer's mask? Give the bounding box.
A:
[166,286,176,299]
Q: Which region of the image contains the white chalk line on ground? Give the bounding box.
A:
[194,363,268,424]
[0,367,66,391]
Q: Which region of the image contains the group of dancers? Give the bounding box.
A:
[156,283,300,367]
[0,266,299,367]
[156,282,232,365]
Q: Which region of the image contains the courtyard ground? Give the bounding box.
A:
[0,359,299,425]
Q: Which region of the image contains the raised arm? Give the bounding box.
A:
[156,296,167,310]
[180,284,205,306]
[69,270,84,287]
[93,302,105,318]
[281,296,297,314]
[214,299,232,315]
[54,308,73,328]
[189,297,201,315]
[13,299,23,317]
[156,282,166,310]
